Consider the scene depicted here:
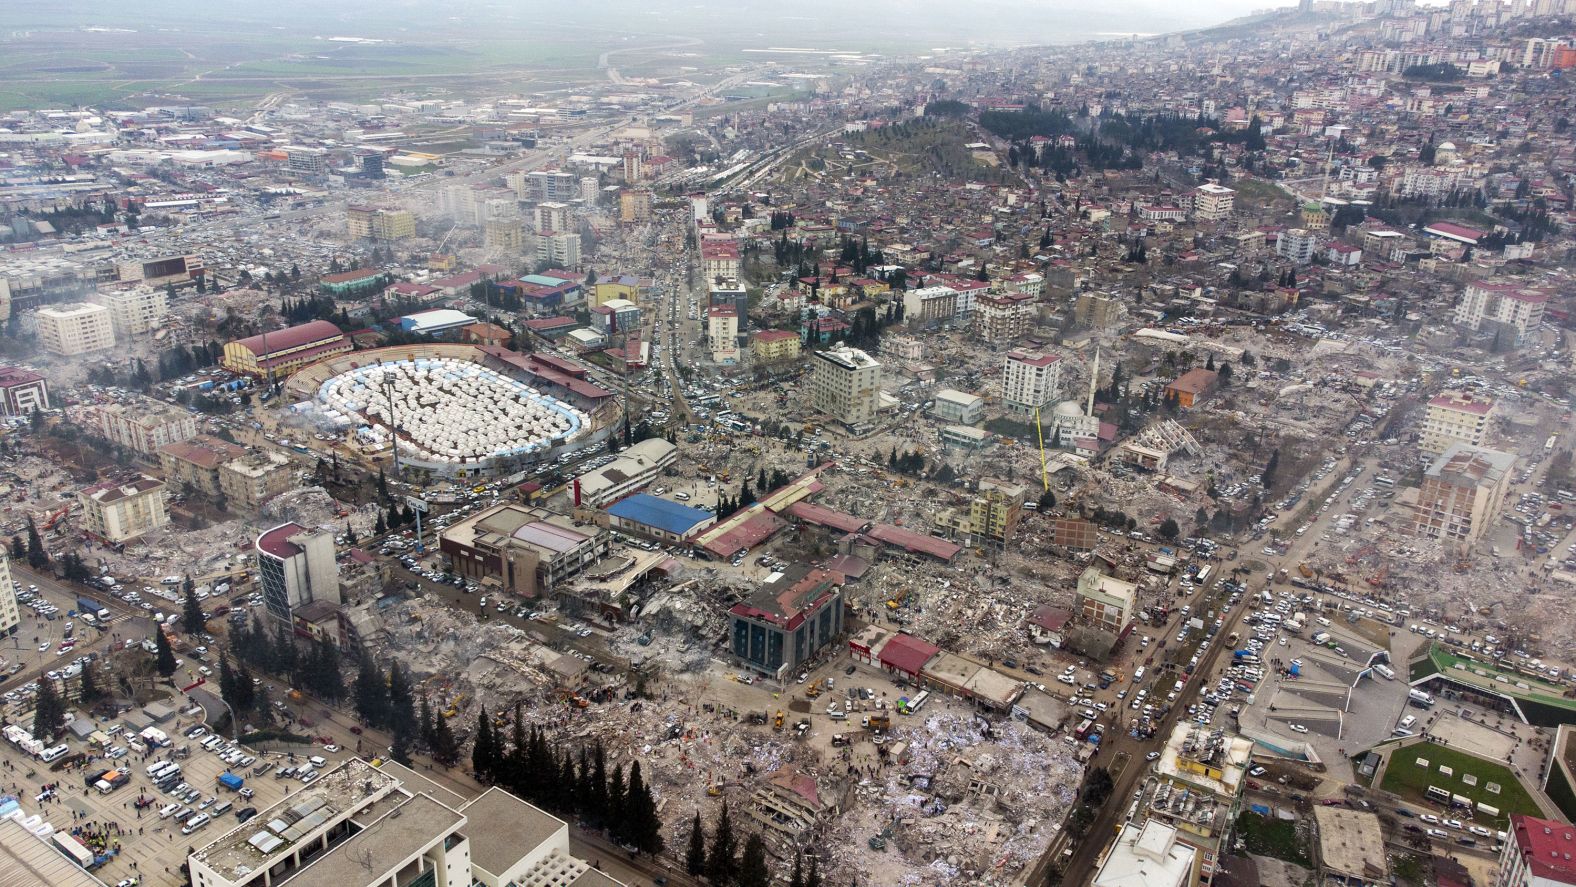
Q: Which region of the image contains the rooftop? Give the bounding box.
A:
[1092,820,1196,887]
[277,792,462,887]
[0,816,109,887]
[813,345,879,371]
[1426,442,1515,488]
[232,320,345,358]
[730,564,843,630]
[1007,349,1061,368]
[606,493,715,535]
[461,787,566,878]
[82,474,164,504]
[1512,814,1576,883]
[256,522,309,560]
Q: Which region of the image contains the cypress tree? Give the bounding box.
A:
[805,856,822,887]
[705,803,738,886]
[736,833,770,887]
[607,764,627,843]
[419,696,436,751]
[472,707,495,782]
[154,629,177,677]
[626,761,663,854]
[685,811,707,875]
[32,674,64,740]
[353,651,387,727]
[589,741,609,825]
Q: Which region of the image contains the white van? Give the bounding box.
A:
[181,813,211,835]
[212,800,233,817]
[38,745,69,763]
[159,803,181,819]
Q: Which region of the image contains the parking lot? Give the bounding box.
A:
[0,707,354,887]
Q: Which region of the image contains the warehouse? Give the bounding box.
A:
[604,493,715,544]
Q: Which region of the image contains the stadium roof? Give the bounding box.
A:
[233,320,344,358]
[606,493,714,535]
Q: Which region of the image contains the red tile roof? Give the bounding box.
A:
[1512,814,1576,884]
[879,633,940,675]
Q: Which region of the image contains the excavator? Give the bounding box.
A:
[772,710,784,731]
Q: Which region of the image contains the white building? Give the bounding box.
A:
[0,557,19,640]
[1420,390,1494,456]
[929,389,984,425]
[1495,814,1576,887]
[572,438,678,507]
[36,302,114,355]
[810,345,881,428]
[1193,183,1236,221]
[1276,228,1318,265]
[79,475,169,543]
[1454,281,1551,345]
[256,522,340,626]
[89,402,199,456]
[94,286,170,338]
[1001,350,1062,418]
[707,304,740,364]
[1092,820,1196,887]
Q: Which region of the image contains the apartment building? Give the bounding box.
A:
[707,304,740,364]
[79,475,169,543]
[1093,820,1195,887]
[698,236,739,280]
[1001,350,1062,418]
[902,285,959,328]
[532,201,571,233]
[0,557,19,638]
[1075,565,1136,633]
[1495,814,1576,887]
[1276,227,1318,264]
[524,230,581,269]
[751,329,801,363]
[1073,292,1123,330]
[158,436,248,498]
[0,366,49,416]
[936,479,1028,549]
[218,450,295,512]
[589,299,640,336]
[1142,722,1254,884]
[518,169,578,202]
[36,302,115,355]
[93,285,169,338]
[1455,281,1551,345]
[1410,442,1515,547]
[256,522,340,626]
[810,345,881,428]
[619,188,653,223]
[1420,390,1494,456]
[972,292,1034,344]
[1193,182,1236,221]
[91,402,199,456]
[484,217,526,252]
[346,206,415,241]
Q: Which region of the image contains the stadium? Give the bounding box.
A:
[284,344,614,477]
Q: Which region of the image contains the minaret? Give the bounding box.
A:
[1086,346,1100,417]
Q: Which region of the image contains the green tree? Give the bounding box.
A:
[1159,518,1180,541]
[705,803,738,886]
[181,579,206,635]
[805,856,822,887]
[32,674,65,740]
[685,811,708,875]
[155,629,177,677]
[626,761,663,854]
[353,651,388,727]
[472,707,497,782]
[25,516,47,569]
[430,707,460,766]
[78,659,101,703]
[8,536,22,559]
[735,833,771,887]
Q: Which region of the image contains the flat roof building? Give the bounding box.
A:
[90,401,199,456]
[605,493,714,544]
[0,367,49,416]
[1076,566,1136,634]
[1411,442,1515,547]
[1421,390,1495,457]
[1092,820,1196,887]
[731,565,845,677]
[1002,350,1061,418]
[571,439,678,508]
[79,475,168,543]
[440,503,608,597]
[810,345,881,428]
[930,388,984,425]
[36,302,114,355]
[256,522,340,627]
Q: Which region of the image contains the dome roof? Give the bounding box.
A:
[1437,141,1457,151]
[1053,400,1084,417]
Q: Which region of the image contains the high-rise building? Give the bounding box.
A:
[346,206,415,241]
[622,150,643,182]
[0,366,49,416]
[936,479,1028,549]
[0,557,19,639]
[1142,722,1255,883]
[1411,442,1515,547]
[255,522,340,626]
[90,401,199,456]
[1455,281,1551,346]
[218,450,295,513]
[484,217,526,253]
[1495,814,1576,887]
[707,304,740,364]
[93,285,169,338]
[79,475,169,543]
[708,278,749,345]
[1276,227,1318,264]
[619,189,652,223]
[282,145,329,178]
[533,201,571,233]
[1001,350,1062,418]
[36,302,114,355]
[810,345,881,428]
[972,293,1035,344]
[1420,390,1494,456]
[522,169,577,202]
[524,230,581,269]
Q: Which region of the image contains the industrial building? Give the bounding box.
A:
[400,309,477,338]
[440,503,609,597]
[79,475,169,543]
[604,493,714,544]
[730,565,846,678]
[256,522,341,627]
[809,345,881,428]
[36,302,115,355]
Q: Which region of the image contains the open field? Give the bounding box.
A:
[1379,741,1541,827]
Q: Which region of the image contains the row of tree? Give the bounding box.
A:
[471,710,664,855]
[683,803,821,887]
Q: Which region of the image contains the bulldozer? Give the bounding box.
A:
[773,710,784,731]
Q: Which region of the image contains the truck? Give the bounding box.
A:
[218,772,244,791]
[76,598,110,621]
[1311,631,1332,645]
[53,833,95,868]
[94,770,129,793]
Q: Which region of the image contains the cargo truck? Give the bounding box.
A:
[75,598,110,621]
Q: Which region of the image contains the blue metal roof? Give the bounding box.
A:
[606,493,713,535]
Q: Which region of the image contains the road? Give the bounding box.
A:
[0,563,153,694]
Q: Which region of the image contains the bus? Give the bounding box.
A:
[905,690,930,715]
[1426,786,1452,804]
[1074,718,1095,740]
[1195,566,1213,585]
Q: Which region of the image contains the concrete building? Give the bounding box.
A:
[256,522,340,626]
[158,435,248,498]
[604,493,714,544]
[91,402,199,456]
[520,169,578,202]
[1411,442,1515,547]
[532,201,571,234]
[1420,390,1495,456]
[1074,292,1123,330]
[929,389,984,425]
[902,285,959,328]
[972,293,1034,344]
[440,503,608,597]
[1496,814,1576,887]
[810,345,881,428]
[1146,722,1254,883]
[751,329,801,363]
[187,758,627,887]
[524,230,581,269]
[0,366,49,416]
[707,305,740,363]
[1092,820,1196,887]
[93,286,169,338]
[36,302,114,355]
[589,298,640,336]
[79,475,169,543]
[1455,281,1552,346]
[591,277,640,308]
[484,217,526,253]
[571,439,678,508]
[1075,565,1136,633]
[730,565,845,678]
[1193,182,1236,221]
[936,479,1028,549]
[1276,227,1318,264]
[0,557,19,638]
[1001,350,1062,418]
[400,309,477,338]
[1164,368,1220,408]
[218,450,295,512]
[699,237,740,282]
[618,189,652,223]
[115,254,202,287]
[346,206,415,241]
[223,320,350,379]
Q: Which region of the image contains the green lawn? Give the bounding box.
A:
[1234,811,1311,867]
[1379,741,1542,827]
